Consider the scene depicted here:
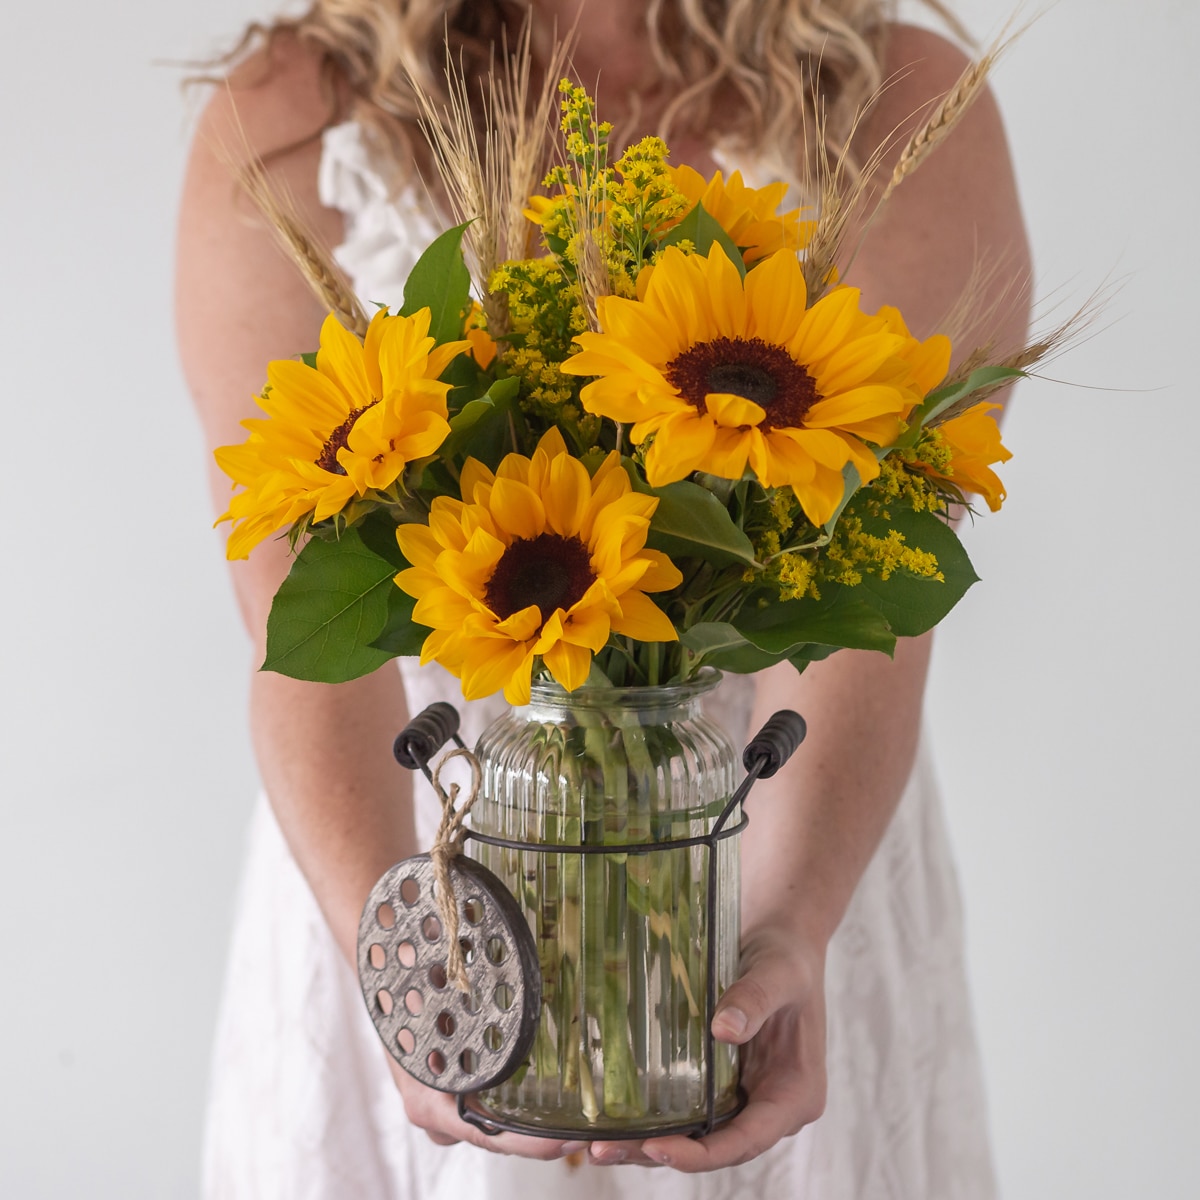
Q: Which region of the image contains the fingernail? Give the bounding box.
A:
[560,1141,588,1156]
[590,1144,626,1164]
[644,1145,671,1165]
[714,1005,748,1037]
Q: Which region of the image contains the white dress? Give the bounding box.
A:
[201,122,997,1200]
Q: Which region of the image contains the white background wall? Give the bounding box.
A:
[1,1,1196,1196]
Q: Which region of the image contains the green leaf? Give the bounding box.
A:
[349,514,428,656]
[851,507,979,637]
[736,590,897,657]
[787,643,839,666]
[658,202,747,279]
[300,351,318,370]
[823,462,863,536]
[584,659,614,687]
[399,222,472,345]
[628,474,758,567]
[910,366,1024,431]
[441,350,485,399]
[681,621,752,658]
[353,511,408,569]
[681,622,782,673]
[438,376,519,465]
[262,527,402,683]
[369,585,426,656]
[403,455,462,502]
[708,643,787,673]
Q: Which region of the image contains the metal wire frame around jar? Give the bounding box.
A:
[388,700,806,1142]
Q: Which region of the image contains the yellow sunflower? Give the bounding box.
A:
[215,309,467,559]
[871,305,952,399]
[561,245,927,526]
[394,429,682,704]
[666,164,814,264]
[926,402,1012,511]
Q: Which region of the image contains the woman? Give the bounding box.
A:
[177,1,1030,1194]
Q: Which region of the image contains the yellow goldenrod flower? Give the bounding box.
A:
[562,245,927,526]
[394,429,682,704]
[214,309,466,559]
[666,164,814,264]
[869,452,948,514]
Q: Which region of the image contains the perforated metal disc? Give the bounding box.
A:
[357,853,541,1093]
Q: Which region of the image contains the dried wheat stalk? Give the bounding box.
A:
[935,248,1030,350]
[801,105,894,301]
[233,155,370,336]
[879,27,1021,206]
[411,20,570,336]
[574,230,610,332]
[934,285,1112,420]
[209,90,370,336]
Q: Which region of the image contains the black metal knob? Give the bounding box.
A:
[393,702,462,771]
[743,710,807,779]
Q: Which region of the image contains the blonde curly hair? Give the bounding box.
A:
[227,0,966,187]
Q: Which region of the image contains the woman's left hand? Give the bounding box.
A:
[586,923,828,1171]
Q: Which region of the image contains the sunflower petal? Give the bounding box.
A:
[562,603,612,652]
[705,392,767,428]
[644,413,717,485]
[789,286,863,364]
[637,549,684,592]
[490,477,547,540]
[744,248,809,342]
[792,466,848,526]
[461,638,535,702]
[543,640,594,692]
[315,314,372,408]
[611,591,679,642]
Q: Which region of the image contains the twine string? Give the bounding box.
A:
[429,748,482,993]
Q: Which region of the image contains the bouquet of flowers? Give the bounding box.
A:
[217,82,1024,697]
[214,50,1062,1131]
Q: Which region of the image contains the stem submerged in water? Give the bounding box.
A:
[471,677,741,1132]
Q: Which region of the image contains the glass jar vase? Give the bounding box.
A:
[466,669,741,1136]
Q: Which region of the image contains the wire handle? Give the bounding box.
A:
[393,702,464,776]
[742,709,807,778]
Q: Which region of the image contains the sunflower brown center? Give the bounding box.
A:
[315,403,377,475]
[666,336,821,430]
[485,533,596,622]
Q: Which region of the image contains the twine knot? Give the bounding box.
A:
[429,748,482,992]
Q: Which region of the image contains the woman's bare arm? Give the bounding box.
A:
[622,25,1032,1171]
[176,44,418,965]
[176,39,581,1158]
[741,20,1033,963]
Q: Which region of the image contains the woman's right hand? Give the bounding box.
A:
[385,1058,590,1160]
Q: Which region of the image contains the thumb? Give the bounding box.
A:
[711,953,797,1044]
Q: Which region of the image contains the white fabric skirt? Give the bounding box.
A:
[202,668,995,1200]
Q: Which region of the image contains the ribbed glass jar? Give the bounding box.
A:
[467,670,740,1135]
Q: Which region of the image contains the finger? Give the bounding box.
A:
[640,1087,821,1173]
[427,1091,583,1160]
[466,1117,588,1161]
[395,1074,578,1160]
[712,952,809,1045]
[587,1139,661,1167]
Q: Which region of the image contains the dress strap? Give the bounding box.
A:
[317,121,442,309]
